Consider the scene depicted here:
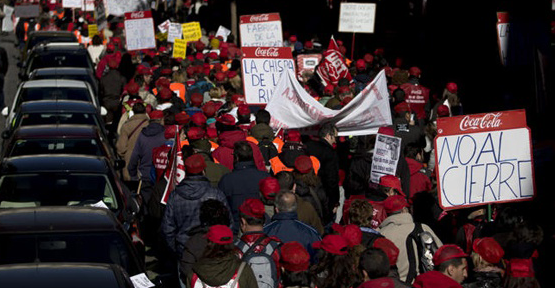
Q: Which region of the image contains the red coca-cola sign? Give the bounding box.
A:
[240,12,281,24]
[437,109,526,135]
[125,10,152,20]
[242,47,292,59]
[254,47,279,57]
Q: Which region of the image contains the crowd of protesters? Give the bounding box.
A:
[11,1,545,288]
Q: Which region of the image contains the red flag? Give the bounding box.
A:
[328,35,340,51]
[161,125,185,205]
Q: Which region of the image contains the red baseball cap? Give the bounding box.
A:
[383,195,409,214]
[185,154,207,174]
[191,93,204,107]
[158,88,173,100]
[304,41,313,49]
[187,127,206,140]
[433,244,468,266]
[155,77,171,88]
[409,66,421,77]
[363,53,374,64]
[213,63,223,72]
[294,155,313,174]
[227,71,238,79]
[137,65,153,75]
[126,82,140,95]
[205,225,233,244]
[195,41,205,51]
[393,102,411,114]
[208,52,218,60]
[286,130,301,142]
[280,241,310,272]
[332,224,362,247]
[106,43,115,53]
[378,126,395,136]
[149,110,164,119]
[175,112,190,125]
[379,175,404,195]
[446,82,458,94]
[358,278,395,288]
[289,35,297,43]
[160,68,172,75]
[313,235,349,255]
[191,113,207,127]
[186,66,196,76]
[239,198,265,219]
[472,238,504,264]
[164,125,178,139]
[356,59,366,70]
[237,104,250,116]
[195,52,204,60]
[231,94,245,105]
[202,102,217,118]
[437,105,450,118]
[259,177,280,201]
[206,127,218,138]
[373,238,400,266]
[217,114,236,126]
[215,72,226,82]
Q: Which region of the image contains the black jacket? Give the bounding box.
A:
[306,139,339,211]
[295,180,329,223]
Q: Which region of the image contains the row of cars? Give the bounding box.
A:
[0,31,153,288]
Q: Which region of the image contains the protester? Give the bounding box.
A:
[280,242,312,288]
[310,234,360,288]
[413,245,468,288]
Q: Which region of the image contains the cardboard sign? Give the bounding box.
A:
[124,10,156,51]
[2,6,14,32]
[88,24,98,37]
[240,13,283,47]
[370,134,402,183]
[215,25,231,42]
[434,109,535,211]
[338,3,377,33]
[172,39,187,59]
[496,12,509,66]
[182,22,202,42]
[158,19,171,34]
[241,47,295,105]
[15,1,40,18]
[297,54,322,79]
[167,23,183,43]
[62,0,81,8]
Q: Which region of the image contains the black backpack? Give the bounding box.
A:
[258,138,278,166]
[405,223,439,284]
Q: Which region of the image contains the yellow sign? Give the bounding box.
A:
[182,22,202,42]
[173,39,187,59]
[88,24,98,37]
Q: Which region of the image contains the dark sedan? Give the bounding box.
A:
[29,67,99,95]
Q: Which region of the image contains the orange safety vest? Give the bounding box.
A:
[269,155,321,175]
[73,30,82,43]
[24,23,41,41]
[153,82,186,102]
[181,139,221,163]
[245,136,284,153]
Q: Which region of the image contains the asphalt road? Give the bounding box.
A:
[0,32,21,133]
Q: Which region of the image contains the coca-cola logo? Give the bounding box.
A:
[255,47,279,57]
[130,11,145,19]
[250,14,270,22]
[459,113,502,131]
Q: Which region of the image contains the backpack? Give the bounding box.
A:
[258,138,278,166]
[405,223,439,284]
[236,235,280,288]
[191,262,246,288]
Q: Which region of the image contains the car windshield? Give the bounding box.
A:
[0,232,138,274]
[17,112,99,127]
[9,138,103,157]
[28,52,92,71]
[0,173,118,210]
[20,87,90,102]
[28,37,76,51]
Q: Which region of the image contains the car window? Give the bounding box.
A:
[28,52,93,72]
[10,138,103,157]
[0,232,136,274]
[0,173,118,210]
[28,37,77,51]
[20,87,91,103]
[17,112,99,127]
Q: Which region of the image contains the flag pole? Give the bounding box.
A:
[351,32,355,59]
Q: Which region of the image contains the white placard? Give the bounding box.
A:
[82,0,96,11]
[124,11,156,51]
[90,200,110,209]
[62,0,81,8]
[338,3,376,33]
[130,273,155,288]
[158,19,171,34]
[240,13,283,47]
[167,23,182,43]
[2,6,14,32]
[370,134,402,183]
[215,25,231,42]
[106,0,148,16]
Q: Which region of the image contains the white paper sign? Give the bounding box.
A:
[90,200,110,209]
[82,0,96,11]
[240,13,283,47]
[62,0,81,8]
[338,3,377,33]
[370,134,402,183]
[124,11,156,51]
[215,25,231,42]
[130,273,155,288]
[167,23,182,43]
[158,19,171,34]
[106,0,148,16]
[2,6,14,32]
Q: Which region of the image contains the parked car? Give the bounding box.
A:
[29,67,99,95]
[0,263,135,288]
[1,79,101,128]
[20,31,78,65]
[0,207,145,275]
[19,42,94,80]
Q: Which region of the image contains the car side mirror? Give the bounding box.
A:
[1,107,8,117]
[100,106,108,116]
[1,130,11,140]
[114,159,126,170]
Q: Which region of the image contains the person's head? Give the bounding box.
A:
[372,238,400,267]
[348,199,374,227]
[293,156,320,188]
[319,122,338,146]
[331,224,362,248]
[359,248,390,281]
[275,190,297,213]
[203,225,235,259]
[259,177,280,205]
[92,34,102,46]
[275,171,295,192]
[379,175,404,197]
[434,245,468,284]
[405,143,424,162]
[199,199,231,227]
[132,103,146,114]
[471,238,504,270]
[311,235,359,288]
[239,198,265,232]
[383,195,409,215]
[184,154,207,176]
[280,242,312,287]
[255,109,271,125]
[148,110,164,124]
[233,141,253,163]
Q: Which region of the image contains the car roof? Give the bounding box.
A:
[1,154,110,174]
[28,31,76,38]
[32,42,86,52]
[19,100,98,113]
[0,263,128,288]
[30,67,93,76]
[22,79,89,88]
[13,124,100,139]
[0,207,120,233]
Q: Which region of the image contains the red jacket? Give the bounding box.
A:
[413,271,463,288]
[152,144,172,182]
[212,130,266,171]
[342,195,387,230]
[400,83,430,120]
[406,157,432,199]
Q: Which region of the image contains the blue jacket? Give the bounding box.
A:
[264,211,322,262]
[127,122,166,182]
[218,161,270,232]
[161,175,230,256]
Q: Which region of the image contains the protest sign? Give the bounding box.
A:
[95,0,107,31]
[15,1,40,18]
[62,0,81,8]
[338,3,377,33]
[496,12,509,66]
[266,69,392,136]
[241,47,295,105]
[216,25,231,42]
[297,54,322,80]
[173,39,187,59]
[182,22,201,42]
[240,13,283,47]
[167,23,182,43]
[106,0,148,16]
[88,24,98,37]
[82,0,95,11]
[158,19,171,34]
[124,10,156,51]
[2,6,14,32]
[316,48,352,87]
[434,109,535,211]
[370,134,402,183]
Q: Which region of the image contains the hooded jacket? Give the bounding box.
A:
[212,130,266,171]
[406,157,432,199]
[306,139,339,211]
[295,180,329,224]
[188,254,258,288]
[116,113,150,181]
[250,123,274,142]
[413,271,463,288]
[161,175,230,256]
[127,122,166,182]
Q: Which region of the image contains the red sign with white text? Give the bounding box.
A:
[124,10,156,51]
[434,109,535,210]
[124,10,152,20]
[239,13,281,24]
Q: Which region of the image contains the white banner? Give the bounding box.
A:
[62,0,81,8]
[2,6,14,32]
[370,134,402,183]
[267,69,392,136]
